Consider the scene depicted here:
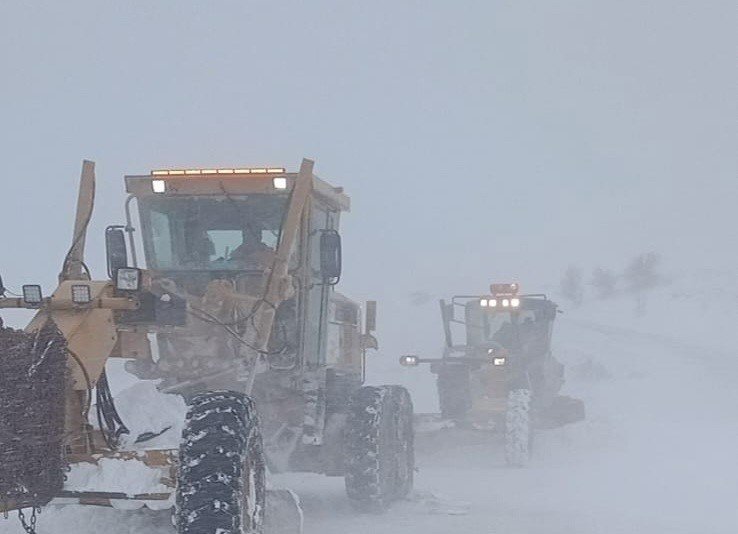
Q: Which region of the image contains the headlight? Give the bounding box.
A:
[511,298,520,307]
[480,299,489,307]
[502,299,510,307]
[489,299,498,307]
[116,268,141,291]
[399,355,420,367]
[151,179,167,193]
[493,357,506,366]
[22,285,43,305]
[272,177,288,190]
[71,284,92,304]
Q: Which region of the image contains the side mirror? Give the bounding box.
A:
[106,226,129,279]
[365,300,377,333]
[320,229,342,285]
[360,300,379,353]
[440,300,454,348]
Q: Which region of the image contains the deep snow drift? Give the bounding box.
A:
[0,271,736,533]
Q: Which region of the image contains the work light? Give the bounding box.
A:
[116,268,141,291]
[22,285,43,305]
[71,284,92,304]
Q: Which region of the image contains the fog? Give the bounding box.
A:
[1,1,736,533]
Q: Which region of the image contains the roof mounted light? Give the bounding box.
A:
[150,167,286,176]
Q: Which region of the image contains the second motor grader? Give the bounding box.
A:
[0,159,414,534]
[400,283,583,466]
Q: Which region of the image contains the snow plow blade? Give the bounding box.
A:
[536,395,586,429]
[265,489,303,534]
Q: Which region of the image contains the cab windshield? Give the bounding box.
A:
[138,194,289,271]
[465,304,549,355]
[482,310,536,347]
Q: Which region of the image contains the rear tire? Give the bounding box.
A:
[391,386,415,499]
[176,391,266,534]
[505,388,532,467]
[345,385,415,511]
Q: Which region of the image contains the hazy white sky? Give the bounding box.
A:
[1,1,735,353]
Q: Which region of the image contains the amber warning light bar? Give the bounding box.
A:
[151,167,286,176]
[490,283,519,296]
[149,167,289,193]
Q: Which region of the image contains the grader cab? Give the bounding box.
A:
[0,159,414,534]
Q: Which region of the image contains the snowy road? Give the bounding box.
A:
[1,314,736,534]
[284,319,738,534]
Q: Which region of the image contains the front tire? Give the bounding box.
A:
[505,388,532,467]
[176,391,266,534]
[345,385,415,511]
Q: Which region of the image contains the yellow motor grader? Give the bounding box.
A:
[0,159,414,533]
[400,283,583,467]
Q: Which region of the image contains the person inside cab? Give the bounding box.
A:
[229,224,275,268]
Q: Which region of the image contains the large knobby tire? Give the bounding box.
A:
[176,391,266,534]
[391,386,415,499]
[505,388,532,467]
[436,364,472,421]
[345,385,415,512]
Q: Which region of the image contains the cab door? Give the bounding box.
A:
[300,200,339,368]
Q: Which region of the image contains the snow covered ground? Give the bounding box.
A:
[285,284,738,534]
[1,274,736,533]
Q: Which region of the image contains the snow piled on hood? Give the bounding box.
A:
[94,378,187,451]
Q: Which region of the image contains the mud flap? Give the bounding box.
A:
[537,395,586,429]
[265,489,303,534]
